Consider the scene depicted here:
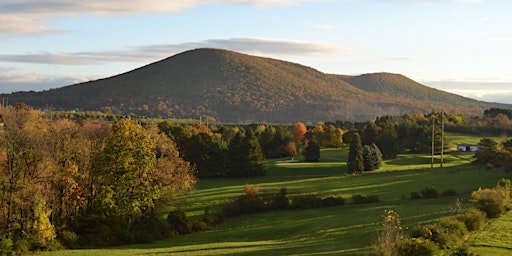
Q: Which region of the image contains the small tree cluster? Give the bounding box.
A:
[348,132,383,173]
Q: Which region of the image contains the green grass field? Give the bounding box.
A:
[37,146,512,256]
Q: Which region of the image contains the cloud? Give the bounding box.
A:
[0,68,90,93]
[0,0,325,35]
[387,55,419,61]
[0,38,350,65]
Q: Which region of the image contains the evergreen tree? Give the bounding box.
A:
[227,129,266,177]
[363,143,383,171]
[376,122,399,159]
[347,132,364,173]
[303,139,320,162]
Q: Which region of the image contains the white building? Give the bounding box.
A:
[457,143,480,152]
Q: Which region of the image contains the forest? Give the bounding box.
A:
[1,104,512,254]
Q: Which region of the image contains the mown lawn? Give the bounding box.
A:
[38,149,512,256]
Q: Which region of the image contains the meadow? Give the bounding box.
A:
[38,132,512,255]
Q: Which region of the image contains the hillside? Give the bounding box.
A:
[3,48,511,123]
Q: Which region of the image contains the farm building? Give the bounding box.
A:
[457,143,480,152]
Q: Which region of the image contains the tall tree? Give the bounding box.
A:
[293,122,307,145]
[303,139,320,162]
[347,132,364,174]
[376,122,399,159]
[93,119,195,223]
[0,105,52,240]
[227,129,266,177]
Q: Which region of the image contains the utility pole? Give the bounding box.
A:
[440,110,444,167]
[431,112,435,168]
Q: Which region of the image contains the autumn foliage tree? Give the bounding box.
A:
[0,108,196,251]
[293,122,307,145]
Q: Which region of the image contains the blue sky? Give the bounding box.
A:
[1,0,511,103]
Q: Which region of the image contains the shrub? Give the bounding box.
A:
[322,196,345,207]
[420,186,439,199]
[291,194,324,209]
[496,178,512,196]
[351,194,381,204]
[471,187,510,218]
[397,238,439,256]
[0,238,13,255]
[441,189,458,197]
[370,210,403,256]
[456,208,486,231]
[420,219,467,249]
[410,191,421,199]
[449,246,480,256]
[167,209,192,235]
[13,238,30,255]
[191,221,209,232]
[270,188,290,210]
[57,230,79,249]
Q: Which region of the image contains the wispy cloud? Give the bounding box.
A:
[311,24,338,30]
[387,55,419,61]
[0,38,350,65]
[0,0,326,35]
[0,68,90,93]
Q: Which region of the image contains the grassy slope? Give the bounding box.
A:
[468,209,512,255]
[39,149,512,256]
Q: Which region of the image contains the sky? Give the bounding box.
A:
[1,0,512,104]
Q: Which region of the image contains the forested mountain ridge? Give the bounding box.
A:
[3,48,511,123]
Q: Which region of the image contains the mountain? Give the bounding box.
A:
[3,48,511,123]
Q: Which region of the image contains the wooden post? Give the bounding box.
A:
[431,113,435,168]
[440,110,444,167]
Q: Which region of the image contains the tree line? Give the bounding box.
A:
[0,104,196,251]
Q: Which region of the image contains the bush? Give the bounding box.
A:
[410,191,421,199]
[291,194,324,209]
[420,219,468,249]
[322,196,345,207]
[471,187,510,218]
[0,238,13,255]
[496,178,512,196]
[397,238,439,256]
[57,231,79,249]
[456,208,486,231]
[167,209,192,235]
[191,221,209,232]
[449,245,480,256]
[351,194,381,204]
[420,186,439,199]
[270,188,290,210]
[442,189,458,197]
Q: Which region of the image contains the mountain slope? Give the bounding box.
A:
[3,48,511,123]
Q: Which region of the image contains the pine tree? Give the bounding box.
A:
[347,132,364,174]
[303,139,320,162]
[363,143,383,171]
[227,129,266,177]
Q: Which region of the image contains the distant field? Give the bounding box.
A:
[38,146,512,256]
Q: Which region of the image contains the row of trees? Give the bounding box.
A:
[157,122,345,177]
[0,105,196,250]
